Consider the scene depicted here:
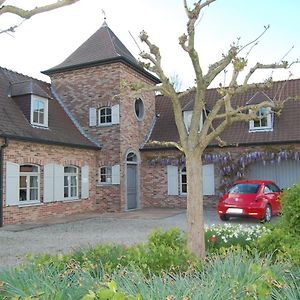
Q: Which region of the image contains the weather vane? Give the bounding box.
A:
[101,9,107,22]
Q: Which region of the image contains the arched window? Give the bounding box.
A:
[98,107,112,125]
[64,166,78,199]
[19,164,40,202]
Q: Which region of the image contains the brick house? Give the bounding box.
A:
[1,22,300,225]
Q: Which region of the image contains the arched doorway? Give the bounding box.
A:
[126,152,138,210]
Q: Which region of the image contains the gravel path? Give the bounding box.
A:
[0,209,273,270]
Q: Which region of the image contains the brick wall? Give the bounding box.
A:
[140,143,300,210]
[2,140,102,225]
[50,62,157,212]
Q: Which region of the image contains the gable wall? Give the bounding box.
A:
[3,140,101,225]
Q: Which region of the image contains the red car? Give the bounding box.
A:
[218,179,281,222]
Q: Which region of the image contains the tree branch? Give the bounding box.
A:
[0,0,79,18]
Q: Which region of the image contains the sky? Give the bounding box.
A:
[0,0,300,89]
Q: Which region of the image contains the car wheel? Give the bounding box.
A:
[262,205,272,222]
[220,214,230,221]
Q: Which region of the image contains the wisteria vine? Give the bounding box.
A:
[147,149,300,191]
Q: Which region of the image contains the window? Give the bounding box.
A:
[134,98,144,120]
[266,183,281,193]
[228,183,260,194]
[98,107,112,125]
[249,107,273,131]
[64,166,78,199]
[183,110,203,132]
[99,166,112,184]
[180,167,187,194]
[31,96,48,127]
[19,164,40,203]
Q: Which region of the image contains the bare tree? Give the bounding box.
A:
[0,0,79,34]
[137,0,298,259]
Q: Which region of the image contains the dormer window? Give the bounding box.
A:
[31,96,48,127]
[249,107,273,132]
[183,110,203,132]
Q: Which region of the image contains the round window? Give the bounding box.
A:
[134,98,144,120]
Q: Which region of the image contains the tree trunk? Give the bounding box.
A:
[186,153,206,259]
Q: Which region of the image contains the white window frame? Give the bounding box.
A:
[99,166,112,184]
[249,107,273,132]
[98,107,112,126]
[64,166,79,200]
[19,164,40,204]
[179,166,187,195]
[134,98,144,121]
[183,110,203,132]
[31,96,48,127]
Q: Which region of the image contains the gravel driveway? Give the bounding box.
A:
[0,208,274,270]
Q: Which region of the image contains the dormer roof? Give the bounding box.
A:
[43,22,160,84]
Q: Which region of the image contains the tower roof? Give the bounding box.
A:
[43,22,160,83]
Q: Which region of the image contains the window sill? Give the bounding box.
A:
[249,128,273,133]
[97,183,119,187]
[62,198,80,203]
[18,201,43,207]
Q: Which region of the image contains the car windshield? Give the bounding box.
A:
[228,183,260,194]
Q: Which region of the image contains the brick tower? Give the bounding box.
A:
[43,21,159,212]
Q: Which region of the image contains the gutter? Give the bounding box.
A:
[0,138,8,227]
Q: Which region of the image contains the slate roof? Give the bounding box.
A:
[43,22,160,84]
[0,67,100,149]
[143,79,300,150]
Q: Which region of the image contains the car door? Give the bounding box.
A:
[267,183,281,214]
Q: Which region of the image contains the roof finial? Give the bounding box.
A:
[101,9,107,26]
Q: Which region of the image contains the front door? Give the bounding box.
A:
[126,152,138,209]
[127,164,137,209]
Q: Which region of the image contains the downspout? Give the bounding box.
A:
[0,137,8,227]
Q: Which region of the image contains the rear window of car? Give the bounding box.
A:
[228,183,260,194]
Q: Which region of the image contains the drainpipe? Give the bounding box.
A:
[0,137,8,227]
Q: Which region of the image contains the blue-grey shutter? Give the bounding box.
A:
[81,165,89,199]
[203,164,215,195]
[89,107,97,126]
[6,162,19,206]
[112,165,120,184]
[183,111,192,131]
[167,165,179,195]
[54,164,64,201]
[112,104,120,124]
[44,164,55,202]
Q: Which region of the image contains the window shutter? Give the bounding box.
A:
[199,111,203,131]
[81,165,89,199]
[6,162,19,206]
[183,111,192,131]
[44,164,55,203]
[89,107,97,126]
[112,164,120,184]
[203,164,215,195]
[167,165,179,195]
[54,164,64,201]
[112,104,120,124]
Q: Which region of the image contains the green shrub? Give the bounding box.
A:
[279,182,300,236]
[119,228,200,275]
[256,227,300,265]
[26,228,200,276]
